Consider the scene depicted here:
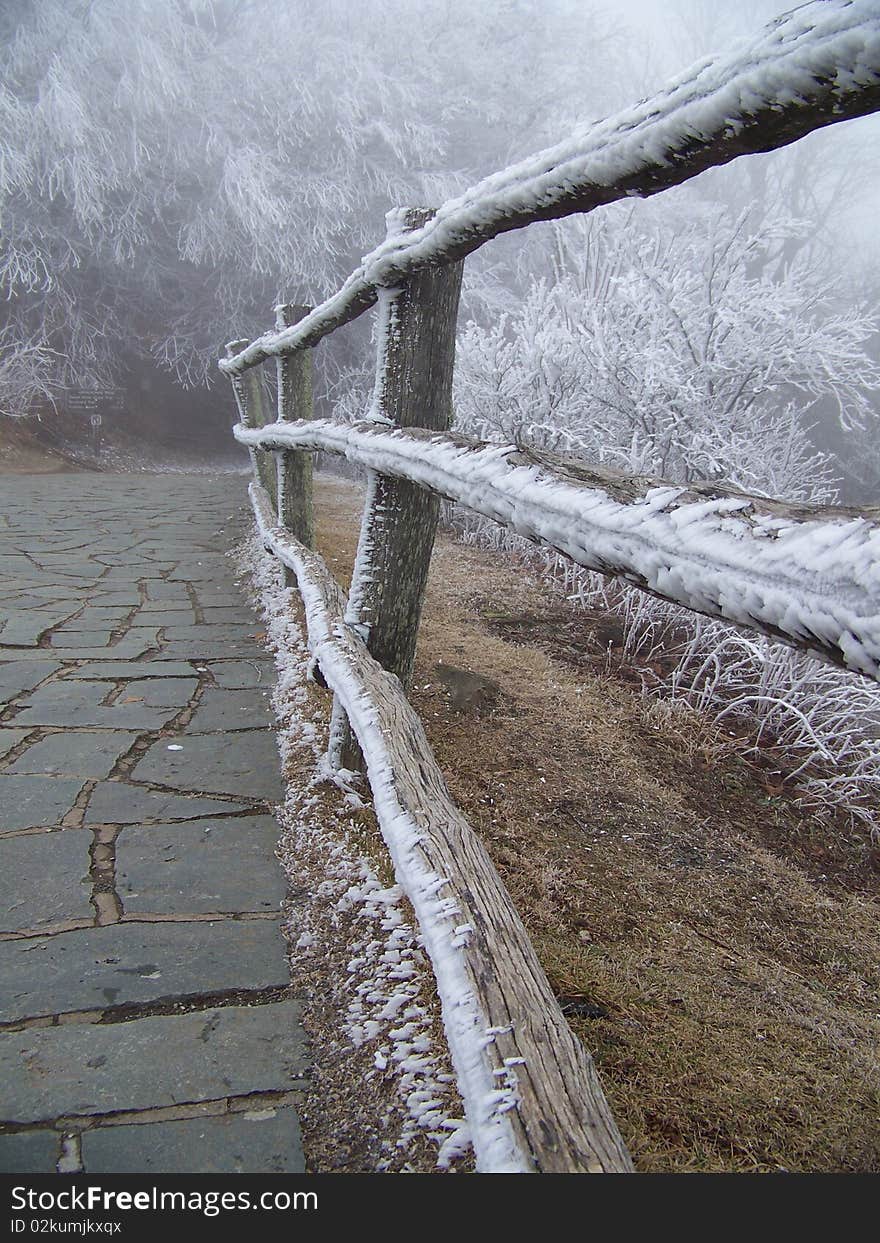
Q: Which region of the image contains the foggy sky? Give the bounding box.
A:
[555,0,880,268]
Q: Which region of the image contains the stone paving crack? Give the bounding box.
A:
[57,1133,82,1174]
[0,1088,308,1141]
[0,985,294,1034]
[89,821,122,926]
[186,581,206,625]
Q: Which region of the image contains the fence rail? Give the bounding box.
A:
[223,1,880,1174]
[220,1,880,378]
[236,417,880,680]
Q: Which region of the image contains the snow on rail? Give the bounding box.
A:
[220,0,880,375]
[248,481,632,1173]
[237,417,880,680]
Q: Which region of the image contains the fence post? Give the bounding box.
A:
[275,305,315,569]
[243,366,277,506]
[225,339,260,485]
[226,340,274,503]
[332,207,464,769]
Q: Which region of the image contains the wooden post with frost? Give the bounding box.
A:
[225,337,275,500]
[275,304,315,562]
[333,208,463,769]
[242,366,276,506]
[225,338,260,484]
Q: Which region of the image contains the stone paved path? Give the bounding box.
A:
[0,473,307,1174]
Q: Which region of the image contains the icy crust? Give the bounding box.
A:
[249,485,530,1173]
[220,0,880,375]
[237,419,880,679]
[336,870,472,1167]
[242,532,470,1168]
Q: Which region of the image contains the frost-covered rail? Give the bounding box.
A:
[249,480,632,1174]
[220,0,880,377]
[237,418,880,681]
[221,1,880,1175]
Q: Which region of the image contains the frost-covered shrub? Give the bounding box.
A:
[577,575,880,832]
[452,202,880,832]
[456,202,878,494]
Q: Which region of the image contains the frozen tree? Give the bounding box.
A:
[0,329,65,419]
[455,198,880,500]
[0,0,620,418]
[0,0,444,411]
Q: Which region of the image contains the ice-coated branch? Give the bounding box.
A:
[237,416,880,679]
[220,0,880,375]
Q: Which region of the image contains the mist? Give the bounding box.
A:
[1,0,878,494]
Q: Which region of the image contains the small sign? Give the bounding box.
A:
[68,387,123,415]
[69,393,100,413]
[90,412,102,428]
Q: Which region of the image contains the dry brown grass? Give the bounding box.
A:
[310,472,880,1173]
[0,419,77,474]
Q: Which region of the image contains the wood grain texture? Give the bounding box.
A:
[349,208,464,688]
[225,338,260,481]
[275,303,315,557]
[335,210,462,769]
[250,481,633,1174]
[238,365,276,504]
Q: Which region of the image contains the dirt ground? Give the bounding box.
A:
[298,471,880,1174]
[0,420,77,474]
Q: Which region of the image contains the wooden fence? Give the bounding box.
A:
[222,2,880,1174]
